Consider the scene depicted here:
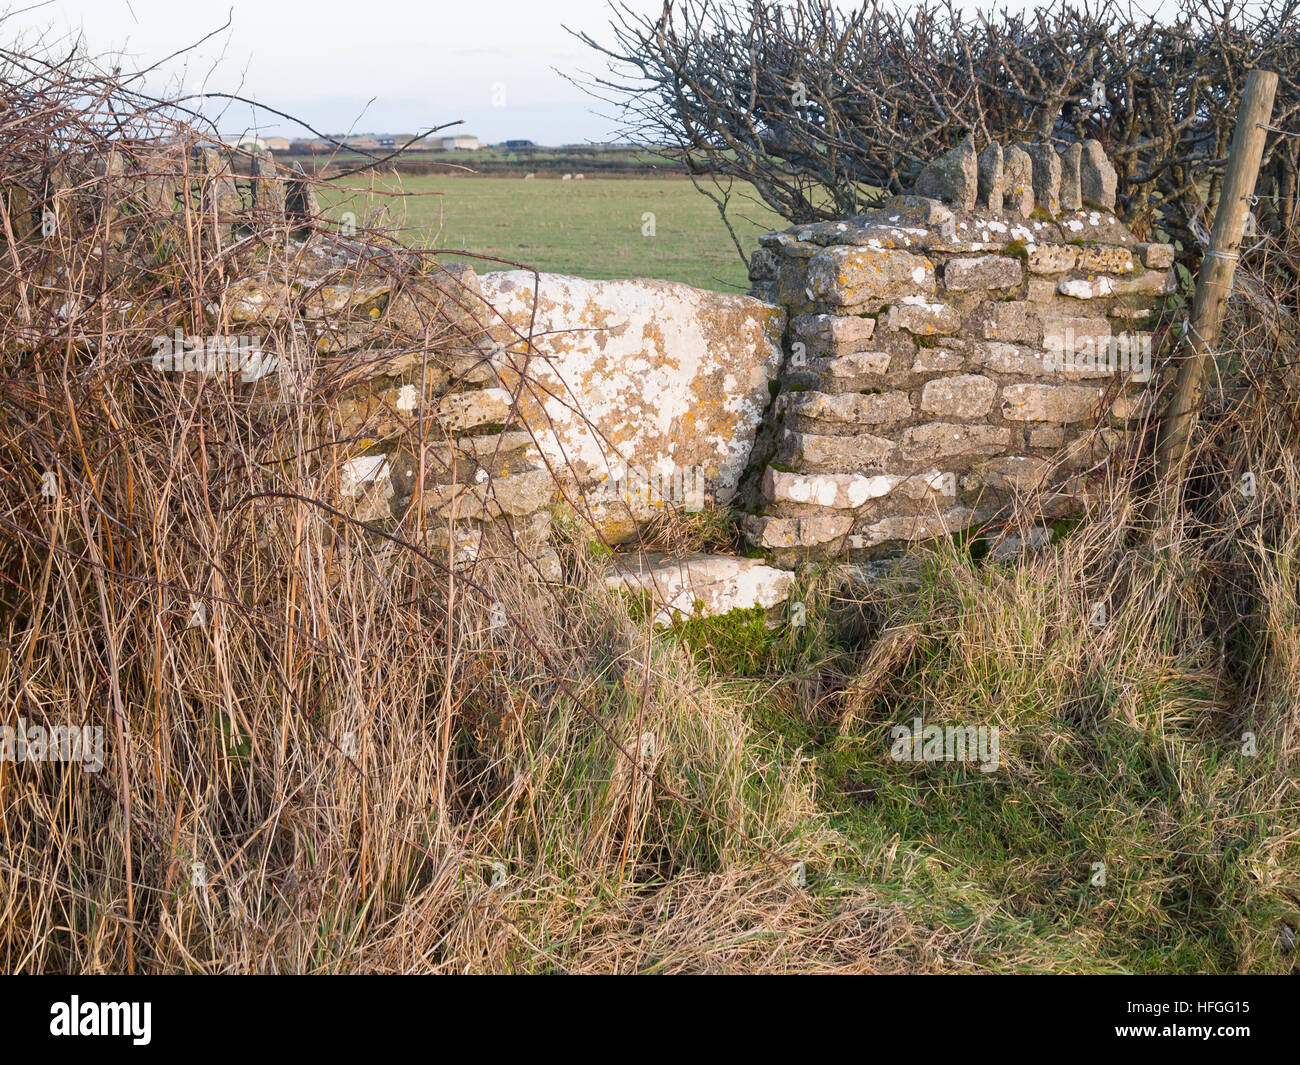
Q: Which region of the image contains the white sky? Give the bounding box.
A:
[3,0,1174,145]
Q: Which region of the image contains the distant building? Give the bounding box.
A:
[345,135,383,151]
[438,135,480,151]
[263,136,291,152]
[291,139,331,153]
[504,139,534,149]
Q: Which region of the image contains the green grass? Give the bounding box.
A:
[657,538,1300,974]
[319,175,787,292]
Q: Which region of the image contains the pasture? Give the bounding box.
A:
[318,174,787,292]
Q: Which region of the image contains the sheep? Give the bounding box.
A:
[523,172,536,180]
[574,173,585,180]
[561,173,572,181]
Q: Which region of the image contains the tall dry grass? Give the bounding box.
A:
[1,31,1297,974]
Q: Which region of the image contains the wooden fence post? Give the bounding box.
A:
[1154,67,1278,497]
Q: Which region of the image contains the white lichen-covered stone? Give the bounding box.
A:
[477,272,784,538]
[764,467,903,509]
[1059,277,1115,300]
[1080,140,1118,210]
[806,246,936,310]
[605,552,794,624]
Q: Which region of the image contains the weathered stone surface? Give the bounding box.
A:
[746,134,1149,557]
[1058,209,1133,245]
[1077,246,1134,273]
[437,387,515,431]
[285,163,319,237]
[1058,142,1083,212]
[606,552,794,623]
[987,525,1054,560]
[944,255,1023,291]
[806,246,936,310]
[790,390,913,431]
[1136,242,1175,269]
[804,350,893,391]
[474,467,556,516]
[423,431,535,474]
[854,507,979,547]
[225,275,291,323]
[338,455,394,522]
[1027,244,1079,274]
[1002,145,1035,217]
[1001,383,1104,422]
[877,195,957,228]
[749,248,780,281]
[919,374,997,418]
[901,422,1011,460]
[980,301,1042,343]
[1059,277,1115,300]
[887,299,961,335]
[1027,426,1066,448]
[249,150,286,215]
[744,513,853,549]
[977,142,1004,212]
[911,344,967,372]
[1080,140,1118,210]
[792,312,876,356]
[1061,428,1133,462]
[973,341,1048,375]
[764,204,955,250]
[914,136,977,211]
[193,148,241,239]
[764,467,904,509]
[961,455,1051,492]
[1041,314,1112,348]
[300,280,393,320]
[777,429,896,473]
[423,466,555,520]
[1020,142,1062,216]
[1109,270,1175,297]
[477,272,784,534]
[1110,390,1154,421]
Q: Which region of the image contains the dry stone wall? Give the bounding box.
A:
[744,137,1173,565]
[16,135,1178,621]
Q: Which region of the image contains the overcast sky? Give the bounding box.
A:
[4,0,1163,145]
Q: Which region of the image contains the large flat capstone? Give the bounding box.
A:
[478,273,785,538]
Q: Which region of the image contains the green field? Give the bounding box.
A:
[320,175,787,292]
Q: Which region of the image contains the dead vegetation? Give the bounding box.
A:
[0,19,1297,975]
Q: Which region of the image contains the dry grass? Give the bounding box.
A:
[1,30,1297,975]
